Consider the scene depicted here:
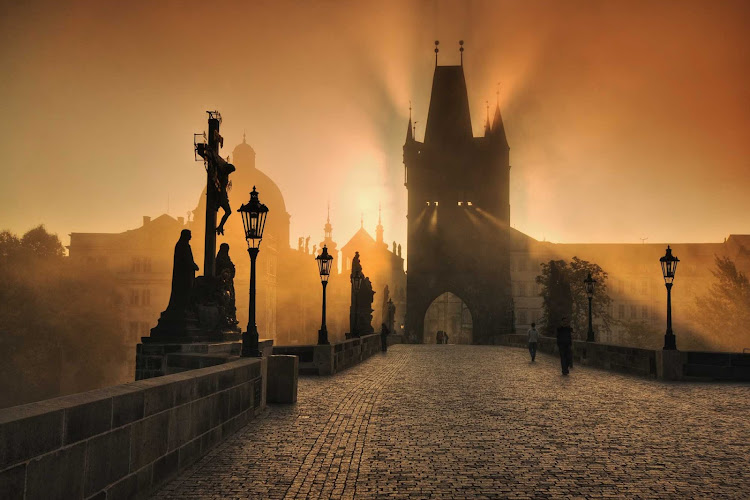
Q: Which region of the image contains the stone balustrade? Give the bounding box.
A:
[0,357,266,500]
[496,334,750,381]
[273,333,382,376]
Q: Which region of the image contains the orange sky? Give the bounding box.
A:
[1,0,748,253]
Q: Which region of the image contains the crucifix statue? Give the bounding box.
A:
[195,110,236,277]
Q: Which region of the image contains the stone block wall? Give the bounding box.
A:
[496,334,750,381]
[0,357,266,500]
[273,333,381,376]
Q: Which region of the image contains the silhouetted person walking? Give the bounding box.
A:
[556,317,573,375]
[527,322,539,362]
[443,331,449,344]
[436,331,443,344]
[380,323,389,352]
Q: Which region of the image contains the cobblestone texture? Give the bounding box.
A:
[152,345,750,499]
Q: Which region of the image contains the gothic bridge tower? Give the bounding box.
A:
[404,43,513,344]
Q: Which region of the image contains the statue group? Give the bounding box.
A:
[148,112,241,342]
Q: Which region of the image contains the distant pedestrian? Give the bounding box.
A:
[380,323,389,352]
[436,330,443,344]
[442,331,449,344]
[527,322,539,362]
[556,317,573,375]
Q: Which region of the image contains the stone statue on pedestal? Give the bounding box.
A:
[166,229,199,314]
[216,243,238,328]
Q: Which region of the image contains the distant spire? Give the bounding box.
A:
[406,101,413,142]
[434,40,439,66]
[484,100,491,137]
[459,40,464,66]
[360,212,364,228]
[242,130,246,144]
[324,200,333,239]
[376,203,384,243]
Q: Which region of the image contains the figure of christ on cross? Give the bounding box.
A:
[202,147,235,236]
[195,111,236,277]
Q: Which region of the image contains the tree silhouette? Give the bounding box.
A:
[689,256,750,352]
[536,257,613,339]
[0,225,124,408]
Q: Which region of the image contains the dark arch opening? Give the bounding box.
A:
[423,292,473,344]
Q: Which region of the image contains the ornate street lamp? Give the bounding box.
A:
[237,186,268,357]
[316,245,334,345]
[351,266,363,338]
[584,272,597,342]
[660,245,680,350]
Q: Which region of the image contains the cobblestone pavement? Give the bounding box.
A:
[152,345,750,499]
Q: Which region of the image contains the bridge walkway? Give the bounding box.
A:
[152,344,750,499]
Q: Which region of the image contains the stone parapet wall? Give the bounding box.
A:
[273,333,381,376]
[496,334,750,381]
[0,357,266,500]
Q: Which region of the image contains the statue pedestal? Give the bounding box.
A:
[135,340,241,380]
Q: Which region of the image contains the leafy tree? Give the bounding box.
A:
[536,260,573,336]
[536,257,614,340]
[0,225,124,408]
[688,256,750,352]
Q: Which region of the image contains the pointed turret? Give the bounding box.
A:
[324,201,333,240]
[491,102,509,148]
[376,204,384,243]
[484,101,491,137]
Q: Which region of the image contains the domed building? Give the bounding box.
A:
[191,134,292,341]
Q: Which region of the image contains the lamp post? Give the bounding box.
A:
[351,267,363,338]
[237,186,268,357]
[316,245,334,345]
[660,245,680,350]
[584,272,597,342]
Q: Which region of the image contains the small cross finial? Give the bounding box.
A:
[496,82,500,106]
[327,200,331,223]
[409,100,412,121]
[378,203,382,224]
[459,40,464,65]
[434,40,439,66]
[361,212,364,228]
[242,130,246,143]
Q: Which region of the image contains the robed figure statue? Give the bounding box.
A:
[166,229,199,314]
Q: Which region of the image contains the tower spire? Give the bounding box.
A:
[406,101,413,142]
[484,100,491,137]
[459,40,464,66]
[492,82,509,148]
[324,200,333,239]
[434,40,439,66]
[376,203,384,243]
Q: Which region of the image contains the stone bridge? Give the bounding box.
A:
[152,345,749,499]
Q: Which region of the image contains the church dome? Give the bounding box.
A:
[232,134,256,168]
[191,137,291,255]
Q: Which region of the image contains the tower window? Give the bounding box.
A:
[434,201,439,207]
[458,201,463,206]
[467,201,473,206]
[426,201,430,206]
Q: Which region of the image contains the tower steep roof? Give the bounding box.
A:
[424,65,473,145]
